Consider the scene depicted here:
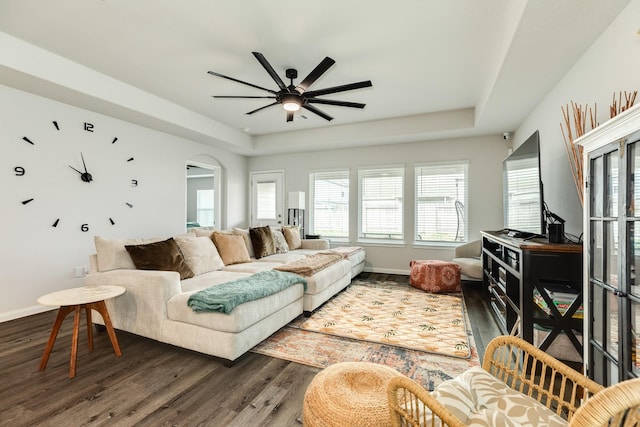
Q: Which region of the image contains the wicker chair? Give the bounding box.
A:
[388,335,640,426]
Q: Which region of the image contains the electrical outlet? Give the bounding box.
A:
[74,266,84,278]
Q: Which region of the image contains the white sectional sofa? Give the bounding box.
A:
[85,226,364,364]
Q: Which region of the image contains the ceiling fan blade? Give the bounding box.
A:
[207,70,277,94]
[307,98,366,109]
[295,57,335,94]
[304,80,373,98]
[252,52,287,91]
[246,102,279,115]
[286,111,294,122]
[303,104,333,121]
[213,96,276,99]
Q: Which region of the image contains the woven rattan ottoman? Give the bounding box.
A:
[409,259,461,293]
[303,362,402,427]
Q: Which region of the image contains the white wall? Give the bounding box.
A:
[515,0,640,237]
[248,134,507,273]
[0,85,248,321]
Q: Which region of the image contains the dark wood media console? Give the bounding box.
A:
[481,231,583,362]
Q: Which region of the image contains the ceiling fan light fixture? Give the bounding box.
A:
[282,94,301,112]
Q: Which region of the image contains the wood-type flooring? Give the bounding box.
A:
[0,273,500,426]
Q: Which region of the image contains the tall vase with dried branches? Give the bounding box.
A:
[560,102,597,207]
[560,91,637,207]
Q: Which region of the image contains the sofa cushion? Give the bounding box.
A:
[222,261,282,274]
[167,278,304,333]
[304,259,351,295]
[94,235,163,272]
[174,234,224,275]
[257,252,308,264]
[271,228,289,253]
[249,226,276,259]
[232,228,255,258]
[282,225,302,250]
[125,238,194,280]
[211,232,251,265]
[429,366,567,426]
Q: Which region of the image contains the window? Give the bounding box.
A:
[310,170,349,239]
[415,162,468,243]
[196,189,214,227]
[358,166,404,242]
[256,181,277,219]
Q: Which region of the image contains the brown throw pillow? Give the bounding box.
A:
[125,238,194,280]
[211,232,251,265]
[282,225,302,250]
[249,226,276,259]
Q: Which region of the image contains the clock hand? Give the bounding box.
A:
[68,165,83,175]
[69,154,93,183]
[81,152,88,173]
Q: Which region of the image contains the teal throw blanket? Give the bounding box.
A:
[187,270,307,314]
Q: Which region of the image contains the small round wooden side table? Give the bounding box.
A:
[37,285,125,378]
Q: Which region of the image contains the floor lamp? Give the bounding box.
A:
[287,191,305,238]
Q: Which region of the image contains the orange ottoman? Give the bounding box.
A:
[409,260,461,293]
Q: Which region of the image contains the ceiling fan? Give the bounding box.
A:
[207,52,372,122]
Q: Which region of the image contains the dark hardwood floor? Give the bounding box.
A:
[0,273,500,426]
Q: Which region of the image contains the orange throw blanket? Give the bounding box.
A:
[275,252,344,277]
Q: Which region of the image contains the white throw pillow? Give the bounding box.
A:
[94,236,162,272]
[270,228,289,253]
[174,235,224,275]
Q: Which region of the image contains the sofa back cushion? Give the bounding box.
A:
[249,226,276,259]
[174,235,224,275]
[125,238,194,280]
[211,232,251,265]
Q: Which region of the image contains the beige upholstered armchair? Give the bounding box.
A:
[388,335,640,426]
[452,240,482,281]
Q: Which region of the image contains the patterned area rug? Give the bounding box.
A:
[251,279,480,390]
[299,282,471,358]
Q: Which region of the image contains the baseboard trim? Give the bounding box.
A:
[0,305,54,323]
[363,267,409,276]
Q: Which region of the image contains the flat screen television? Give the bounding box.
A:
[503,130,545,236]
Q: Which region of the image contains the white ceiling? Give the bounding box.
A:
[0,0,631,155]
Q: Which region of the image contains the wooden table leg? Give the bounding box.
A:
[89,300,122,357]
[86,305,93,351]
[69,304,82,378]
[39,305,75,371]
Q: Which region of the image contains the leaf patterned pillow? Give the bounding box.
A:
[429,367,568,427]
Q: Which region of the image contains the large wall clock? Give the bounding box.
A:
[15,119,139,233]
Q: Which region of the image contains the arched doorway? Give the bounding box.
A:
[186,155,224,230]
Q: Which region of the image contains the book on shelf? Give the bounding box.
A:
[533,287,583,319]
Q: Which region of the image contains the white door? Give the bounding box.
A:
[250,171,284,227]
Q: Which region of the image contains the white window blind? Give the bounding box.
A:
[311,170,349,238]
[359,166,404,241]
[196,189,215,227]
[415,163,467,242]
[504,157,540,232]
[256,181,276,220]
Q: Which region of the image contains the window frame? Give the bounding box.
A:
[309,168,350,242]
[357,165,405,244]
[414,161,469,245]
